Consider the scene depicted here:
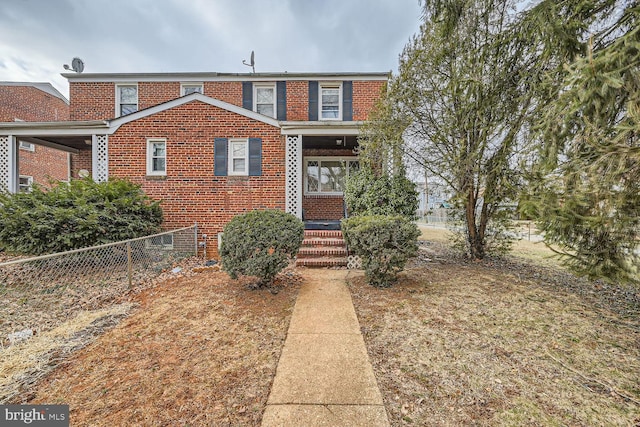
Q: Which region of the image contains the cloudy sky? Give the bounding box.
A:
[0,0,422,98]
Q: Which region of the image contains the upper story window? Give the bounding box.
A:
[320,83,342,120]
[116,84,138,117]
[19,141,35,151]
[229,139,248,175]
[147,138,166,176]
[181,83,203,96]
[254,84,276,118]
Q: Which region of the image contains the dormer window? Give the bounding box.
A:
[254,84,276,118]
[320,83,341,120]
[181,83,203,96]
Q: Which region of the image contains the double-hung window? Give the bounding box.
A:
[320,84,341,120]
[254,84,276,118]
[116,84,138,117]
[147,139,166,176]
[305,157,359,194]
[229,139,248,175]
[181,83,203,96]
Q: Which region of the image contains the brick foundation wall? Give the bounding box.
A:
[107,100,285,259]
[303,195,344,220]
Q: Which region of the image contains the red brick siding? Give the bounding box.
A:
[0,85,71,187]
[0,86,69,121]
[107,100,285,258]
[19,146,68,186]
[139,82,181,110]
[204,82,242,107]
[69,82,114,120]
[68,79,385,121]
[70,149,92,179]
[286,81,309,121]
[353,80,386,121]
[303,196,344,220]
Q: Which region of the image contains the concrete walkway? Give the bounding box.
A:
[262,269,389,427]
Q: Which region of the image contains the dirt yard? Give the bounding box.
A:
[5,227,639,426]
[9,269,301,426]
[349,232,640,426]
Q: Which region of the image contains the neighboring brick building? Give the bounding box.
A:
[0,72,388,257]
[0,82,71,190]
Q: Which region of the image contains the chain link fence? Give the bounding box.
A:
[0,225,198,345]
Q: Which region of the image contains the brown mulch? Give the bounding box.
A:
[349,242,640,426]
[10,268,302,426]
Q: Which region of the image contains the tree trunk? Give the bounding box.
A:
[465,191,485,260]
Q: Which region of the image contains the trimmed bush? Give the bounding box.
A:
[0,178,162,255]
[220,210,304,286]
[342,215,420,287]
[344,167,418,218]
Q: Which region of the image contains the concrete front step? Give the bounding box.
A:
[296,257,348,267]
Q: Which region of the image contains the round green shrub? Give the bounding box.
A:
[342,215,420,287]
[344,167,418,218]
[220,210,304,286]
[0,178,162,255]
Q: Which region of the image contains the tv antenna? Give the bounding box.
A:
[242,51,255,73]
[63,57,85,73]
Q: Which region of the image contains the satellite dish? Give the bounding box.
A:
[242,51,255,73]
[63,57,84,73]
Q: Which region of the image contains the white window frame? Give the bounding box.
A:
[18,175,33,192]
[115,83,138,117]
[253,83,276,118]
[19,141,35,152]
[319,83,342,121]
[146,138,167,176]
[228,138,249,176]
[180,82,203,96]
[304,156,359,195]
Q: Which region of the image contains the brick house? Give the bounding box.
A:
[0,72,387,257]
[0,82,72,190]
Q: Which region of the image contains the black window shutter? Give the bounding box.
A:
[277,81,287,120]
[308,81,318,121]
[342,81,353,121]
[248,138,262,176]
[242,82,253,110]
[214,138,228,176]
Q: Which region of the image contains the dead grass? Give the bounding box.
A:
[0,304,132,403]
[349,246,640,426]
[10,269,301,426]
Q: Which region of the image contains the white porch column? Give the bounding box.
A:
[285,134,303,219]
[92,134,109,182]
[0,135,18,193]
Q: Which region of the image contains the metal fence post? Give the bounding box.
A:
[194,223,198,257]
[127,242,132,287]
